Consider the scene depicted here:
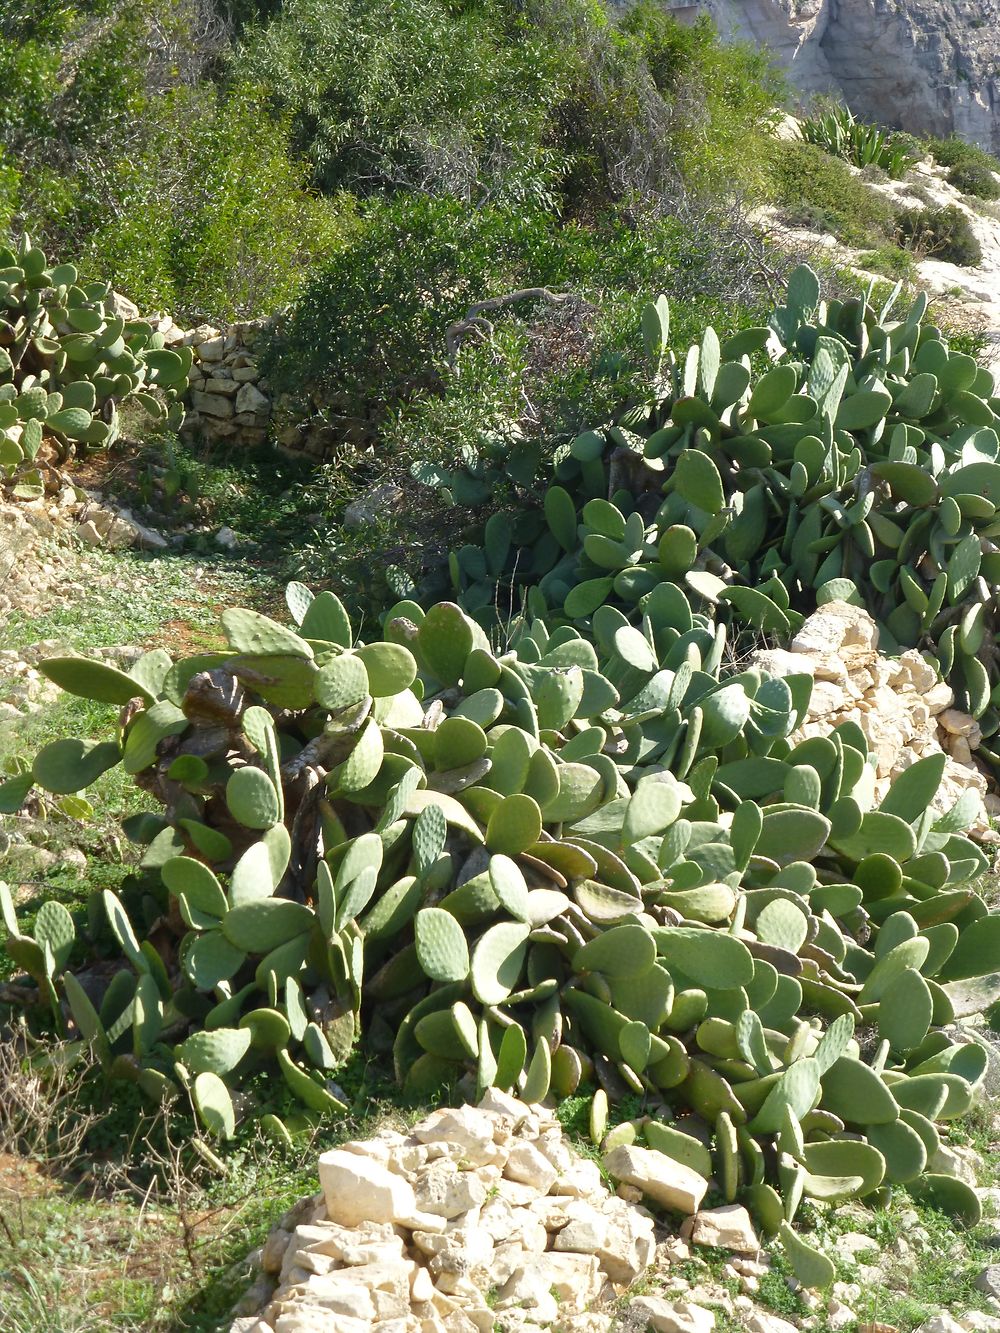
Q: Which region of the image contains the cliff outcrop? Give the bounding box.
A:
[668,0,1000,151]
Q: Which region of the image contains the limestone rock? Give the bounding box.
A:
[975,1268,1000,1299]
[916,1316,968,1333]
[343,482,404,532]
[700,0,1000,154]
[683,1205,759,1253]
[236,381,271,415]
[628,1296,716,1333]
[317,1149,445,1231]
[602,1145,708,1214]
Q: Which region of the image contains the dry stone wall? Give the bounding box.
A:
[145,312,330,458]
[754,599,1000,840]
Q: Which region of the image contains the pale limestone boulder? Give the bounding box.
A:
[683,1204,759,1253]
[552,1158,604,1198]
[916,1317,969,1333]
[412,1158,488,1219]
[598,1197,656,1283]
[628,1296,715,1333]
[192,389,234,418]
[745,1313,799,1333]
[413,1106,497,1154]
[318,1148,445,1231]
[602,1144,708,1214]
[503,1140,559,1193]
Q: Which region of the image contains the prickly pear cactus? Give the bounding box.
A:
[3,268,999,1291]
[442,269,1000,780]
[0,233,191,478]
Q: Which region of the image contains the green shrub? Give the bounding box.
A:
[946,161,1000,201]
[857,245,919,282]
[616,5,784,193]
[925,134,1000,199]
[237,0,572,208]
[67,87,347,322]
[766,141,896,247]
[259,197,563,423]
[895,204,983,266]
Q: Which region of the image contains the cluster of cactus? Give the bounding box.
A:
[442,268,1000,774]
[1,585,996,1282]
[2,266,999,1288]
[0,234,190,477]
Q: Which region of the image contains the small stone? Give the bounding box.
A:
[215,526,239,550]
[76,518,104,546]
[343,483,404,532]
[828,1300,857,1331]
[931,1143,981,1186]
[627,1297,715,1333]
[683,1204,759,1252]
[602,1144,708,1214]
[746,1314,800,1333]
[833,1231,879,1264]
[192,389,234,417]
[960,1316,1000,1332]
[196,335,226,361]
[916,1317,967,1333]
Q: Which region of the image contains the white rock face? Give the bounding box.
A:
[669,0,1000,153]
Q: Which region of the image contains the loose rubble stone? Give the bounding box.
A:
[628,1296,715,1333]
[602,1144,708,1214]
[917,1317,969,1333]
[682,1205,759,1253]
[758,600,996,839]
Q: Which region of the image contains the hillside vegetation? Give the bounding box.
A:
[3,3,1000,1332]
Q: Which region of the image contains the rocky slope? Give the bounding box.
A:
[668,0,1000,152]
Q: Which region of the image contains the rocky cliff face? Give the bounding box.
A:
[664,0,1000,151]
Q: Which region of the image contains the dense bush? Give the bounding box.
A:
[895,204,983,267]
[237,0,573,208]
[261,197,779,502]
[925,135,1000,201]
[74,86,347,321]
[259,198,561,424]
[614,4,783,194]
[767,141,897,248]
[0,1,344,320]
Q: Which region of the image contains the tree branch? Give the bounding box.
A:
[445,288,572,369]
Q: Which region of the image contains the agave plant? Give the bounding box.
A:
[800,104,918,178]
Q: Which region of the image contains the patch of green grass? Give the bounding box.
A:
[858,244,919,282]
[0,549,275,658]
